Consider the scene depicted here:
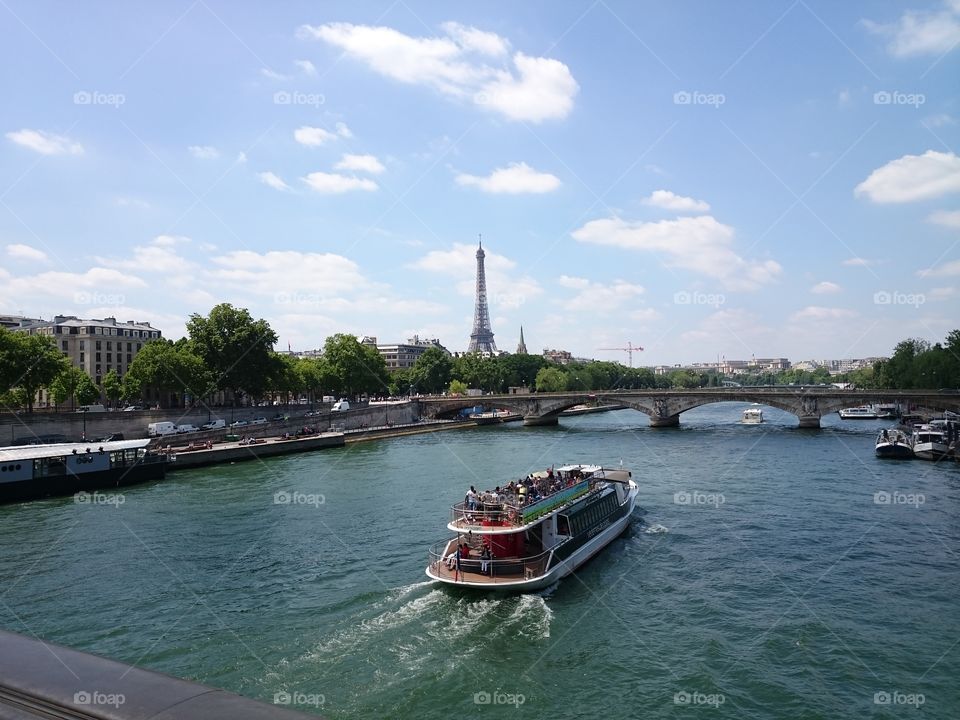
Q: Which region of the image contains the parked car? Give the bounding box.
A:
[202,419,226,430]
[271,413,289,421]
[250,417,268,425]
[122,405,146,411]
[229,420,249,428]
[176,424,200,434]
[97,433,125,442]
[304,410,320,417]
[76,404,107,413]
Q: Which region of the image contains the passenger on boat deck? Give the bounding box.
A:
[480,543,491,574]
[465,486,478,510]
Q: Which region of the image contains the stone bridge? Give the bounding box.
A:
[416,389,960,429]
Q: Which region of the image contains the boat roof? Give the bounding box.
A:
[0,439,151,462]
[555,464,602,473]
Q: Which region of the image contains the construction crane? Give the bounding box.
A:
[596,341,644,367]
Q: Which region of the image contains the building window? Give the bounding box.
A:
[61,340,68,351]
[96,365,101,375]
[127,343,132,352]
[136,343,141,351]
[127,354,132,364]
[79,340,85,350]
[106,341,112,350]
[106,365,111,372]
[96,340,101,350]
[79,352,84,363]
[95,376,101,385]
[106,353,112,362]
[96,353,101,361]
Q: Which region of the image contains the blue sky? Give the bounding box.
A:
[1,1,958,366]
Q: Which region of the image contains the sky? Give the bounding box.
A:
[0,0,958,366]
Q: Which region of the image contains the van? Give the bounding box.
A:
[322,395,336,403]
[147,421,177,437]
[201,419,226,430]
[77,404,107,413]
[332,400,350,412]
[176,424,200,434]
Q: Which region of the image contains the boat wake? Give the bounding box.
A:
[645,523,669,534]
[299,581,554,680]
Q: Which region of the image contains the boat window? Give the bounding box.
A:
[557,515,570,536]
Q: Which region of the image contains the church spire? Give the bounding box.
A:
[516,326,528,355]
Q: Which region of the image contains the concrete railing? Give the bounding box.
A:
[0,628,320,719]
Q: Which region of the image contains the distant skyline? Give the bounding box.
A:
[1,1,958,365]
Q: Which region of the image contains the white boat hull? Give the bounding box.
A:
[914,442,949,461]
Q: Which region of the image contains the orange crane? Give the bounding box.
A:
[597,341,644,367]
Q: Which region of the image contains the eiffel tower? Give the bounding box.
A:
[467,236,497,353]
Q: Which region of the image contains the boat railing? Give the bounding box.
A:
[427,540,552,582]
[450,478,595,529]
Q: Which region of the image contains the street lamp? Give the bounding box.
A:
[80,407,87,441]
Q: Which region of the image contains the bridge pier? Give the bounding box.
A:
[798,416,821,429]
[649,415,680,428]
[523,415,559,426]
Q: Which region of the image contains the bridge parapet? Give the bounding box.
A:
[416,390,960,429]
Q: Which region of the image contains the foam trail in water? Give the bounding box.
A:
[645,523,669,534]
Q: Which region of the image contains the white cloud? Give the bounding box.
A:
[335,153,386,174]
[842,257,877,267]
[6,129,83,155]
[258,171,292,191]
[790,306,858,321]
[917,259,960,277]
[558,275,591,290]
[929,287,957,300]
[188,145,219,159]
[571,215,782,291]
[455,162,560,194]
[561,278,645,313]
[294,59,316,75]
[96,236,194,274]
[863,1,960,57]
[335,122,353,138]
[924,113,956,127]
[811,281,841,294]
[631,308,661,322]
[855,150,960,203]
[298,22,577,122]
[210,250,367,295]
[642,189,710,212]
[294,125,337,146]
[235,151,247,164]
[928,209,960,228]
[439,21,510,56]
[260,67,287,81]
[301,171,378,193]
[6,243,48,262]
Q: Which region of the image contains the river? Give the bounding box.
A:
[1,404,957,718]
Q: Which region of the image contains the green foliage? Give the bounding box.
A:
[123,339,211,407]
[187,303,278,401]
[299,356,338,400]
[323,334,390,397]
[535,366,568,392]
[448,379,468,395]
[50,366,97,409]
[409,346,453,394]
[101,369,123,407]
[1,332,71,412]
[451,353,503,392]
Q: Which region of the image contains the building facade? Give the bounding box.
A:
[15,315,162,406]
[375,335,449,371]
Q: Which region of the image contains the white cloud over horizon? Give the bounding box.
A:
[6,129,83,155]
[335,154,386,174]
[855,150,960,203]
[642,189,710,212]
[301,171,378,193]
[298,21,578,122]
[863,1,960,57]
[6,244,49,262]
[571,215,782,291]
[455,162,560,193]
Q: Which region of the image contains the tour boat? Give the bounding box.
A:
[426,464,638,592]
[741,407,764,424]
[874,404,900,420]
[838,406,878,419]
[469,410,503,426]
[874,428,913,460]
[0,439,168,504]
[911,424,949,462]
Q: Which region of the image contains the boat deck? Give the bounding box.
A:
[428,560,538,585]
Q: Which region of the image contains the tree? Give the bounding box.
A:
[498,353,548,390]
[6,333,70,412]
[535,367,568,392]
[123,339,211,408]
[409,347,453,395]
[102,369,123,408]
[50,366,99,409]
[323,334,390,398]
[186,303,278,403]
[448,379,468,395]
[452,353,503,392]
[300,356,338,402]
